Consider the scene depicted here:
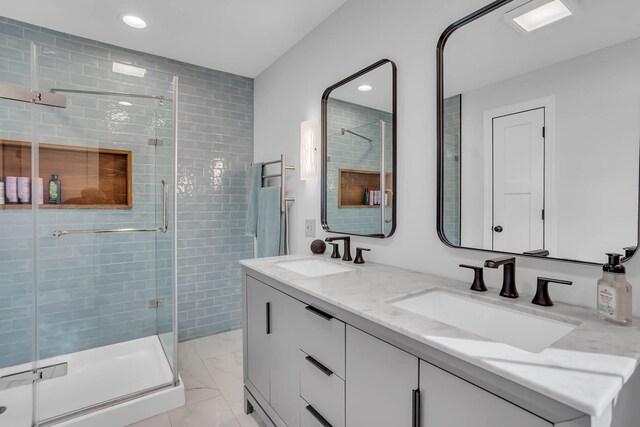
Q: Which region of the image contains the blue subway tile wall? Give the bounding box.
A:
[0,17,253,368]
[326,98,393,235]
[443,95,461,245]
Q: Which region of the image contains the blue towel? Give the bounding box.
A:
[256,187,284,258]
[245,163,262,237]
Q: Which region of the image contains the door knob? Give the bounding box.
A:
[493,225,503,233]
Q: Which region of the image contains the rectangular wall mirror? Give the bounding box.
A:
[322,59,397,238]
[437,0,640,264]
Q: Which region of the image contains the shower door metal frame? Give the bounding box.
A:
[171,75,179,386]
[0,83,67,108]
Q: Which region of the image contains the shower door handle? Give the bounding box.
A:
[52,180,170,237]
[161,179,169,233]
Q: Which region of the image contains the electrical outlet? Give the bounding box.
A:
[305,219,316,237]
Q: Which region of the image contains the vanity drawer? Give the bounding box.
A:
[300,304,346,379]
[301,397,336,427]
[300,350,345,427]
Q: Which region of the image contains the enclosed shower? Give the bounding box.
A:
[0,36,183,426]
[326,119,393,236]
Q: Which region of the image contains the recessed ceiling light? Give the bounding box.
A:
[506,0,573,33]
[118,101,132,107]
[358,84,373,92]
[112,62,147,78]
[121,14,147,29]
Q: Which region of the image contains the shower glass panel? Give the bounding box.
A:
[32,46,176,424]
[0,34,36,427]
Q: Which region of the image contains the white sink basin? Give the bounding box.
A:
[275,258,353,277]
[390,289,579,353]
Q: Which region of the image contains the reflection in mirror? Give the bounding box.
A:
[322,59,396,237]
[438,0,640,264]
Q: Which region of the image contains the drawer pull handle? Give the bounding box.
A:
[305,355,333,376]
[306,404,333,427]
[412,388,420,427]
[305,305,333,321]
[266,302,271,335]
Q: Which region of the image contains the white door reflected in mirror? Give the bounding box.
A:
[440,0,640,263]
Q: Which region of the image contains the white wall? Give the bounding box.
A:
[254,0,640,316]
[460,37,640,262]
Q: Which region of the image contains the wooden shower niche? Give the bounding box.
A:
[0,140,132,209]
[338,168,392,208]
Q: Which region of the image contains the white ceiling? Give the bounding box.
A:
[330,63,393,113]
[0,0,348,77]
[445,0,640,96]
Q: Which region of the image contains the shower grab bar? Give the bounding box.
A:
[52,180,170,237]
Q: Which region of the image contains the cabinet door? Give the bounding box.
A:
[346,326,419,427]
[246,276,271,402]
[270,288,302,427]
[420,361,551,427]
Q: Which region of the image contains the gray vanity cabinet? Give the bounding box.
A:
[346,326,419,427]
[246,275,302,427]
[419,361,551,427]
[270,287,303,427]
[243,269,593,427]
[246,276,272,402]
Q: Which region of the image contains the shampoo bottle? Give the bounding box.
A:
[48,174,61,205]
[597,253,632,325]
[363,187,369,205]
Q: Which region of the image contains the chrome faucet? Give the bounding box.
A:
[325,236,352,261]
[484,256,518,299]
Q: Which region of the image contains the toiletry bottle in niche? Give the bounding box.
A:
[38,178,44,205]
[0,179,4,205]
[363,187,369,205]
[48,174,61,205]
[17,177,30,204]
[5,176,17,204]
[597,253,632,325]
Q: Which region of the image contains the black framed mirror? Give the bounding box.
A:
[437,0,640,265]
[322,59,397,238]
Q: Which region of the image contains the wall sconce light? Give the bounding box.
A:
[300,120,319,180]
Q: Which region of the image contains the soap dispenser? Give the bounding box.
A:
[597,253,632,325]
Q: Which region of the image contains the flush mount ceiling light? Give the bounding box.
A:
[505,0,574,33]
[112,62,147,78]
[121,14,147,29]
[358,84,373,92]
[118,101,132,106]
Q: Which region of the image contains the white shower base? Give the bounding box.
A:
[0,336,184,427]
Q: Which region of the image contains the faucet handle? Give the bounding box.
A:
[328,243,341,259]
[523,249,550,257]
[532,277,572,307]
[459,264,487,292]
[354,248,370,264]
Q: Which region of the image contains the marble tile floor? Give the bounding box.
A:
[128,329,266,427]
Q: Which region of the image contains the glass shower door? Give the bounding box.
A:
[0,35,36,427]
[32,46,176,424]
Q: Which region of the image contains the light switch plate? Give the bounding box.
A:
[305,219,316,237]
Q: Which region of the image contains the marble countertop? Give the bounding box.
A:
[240,254,640,418]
